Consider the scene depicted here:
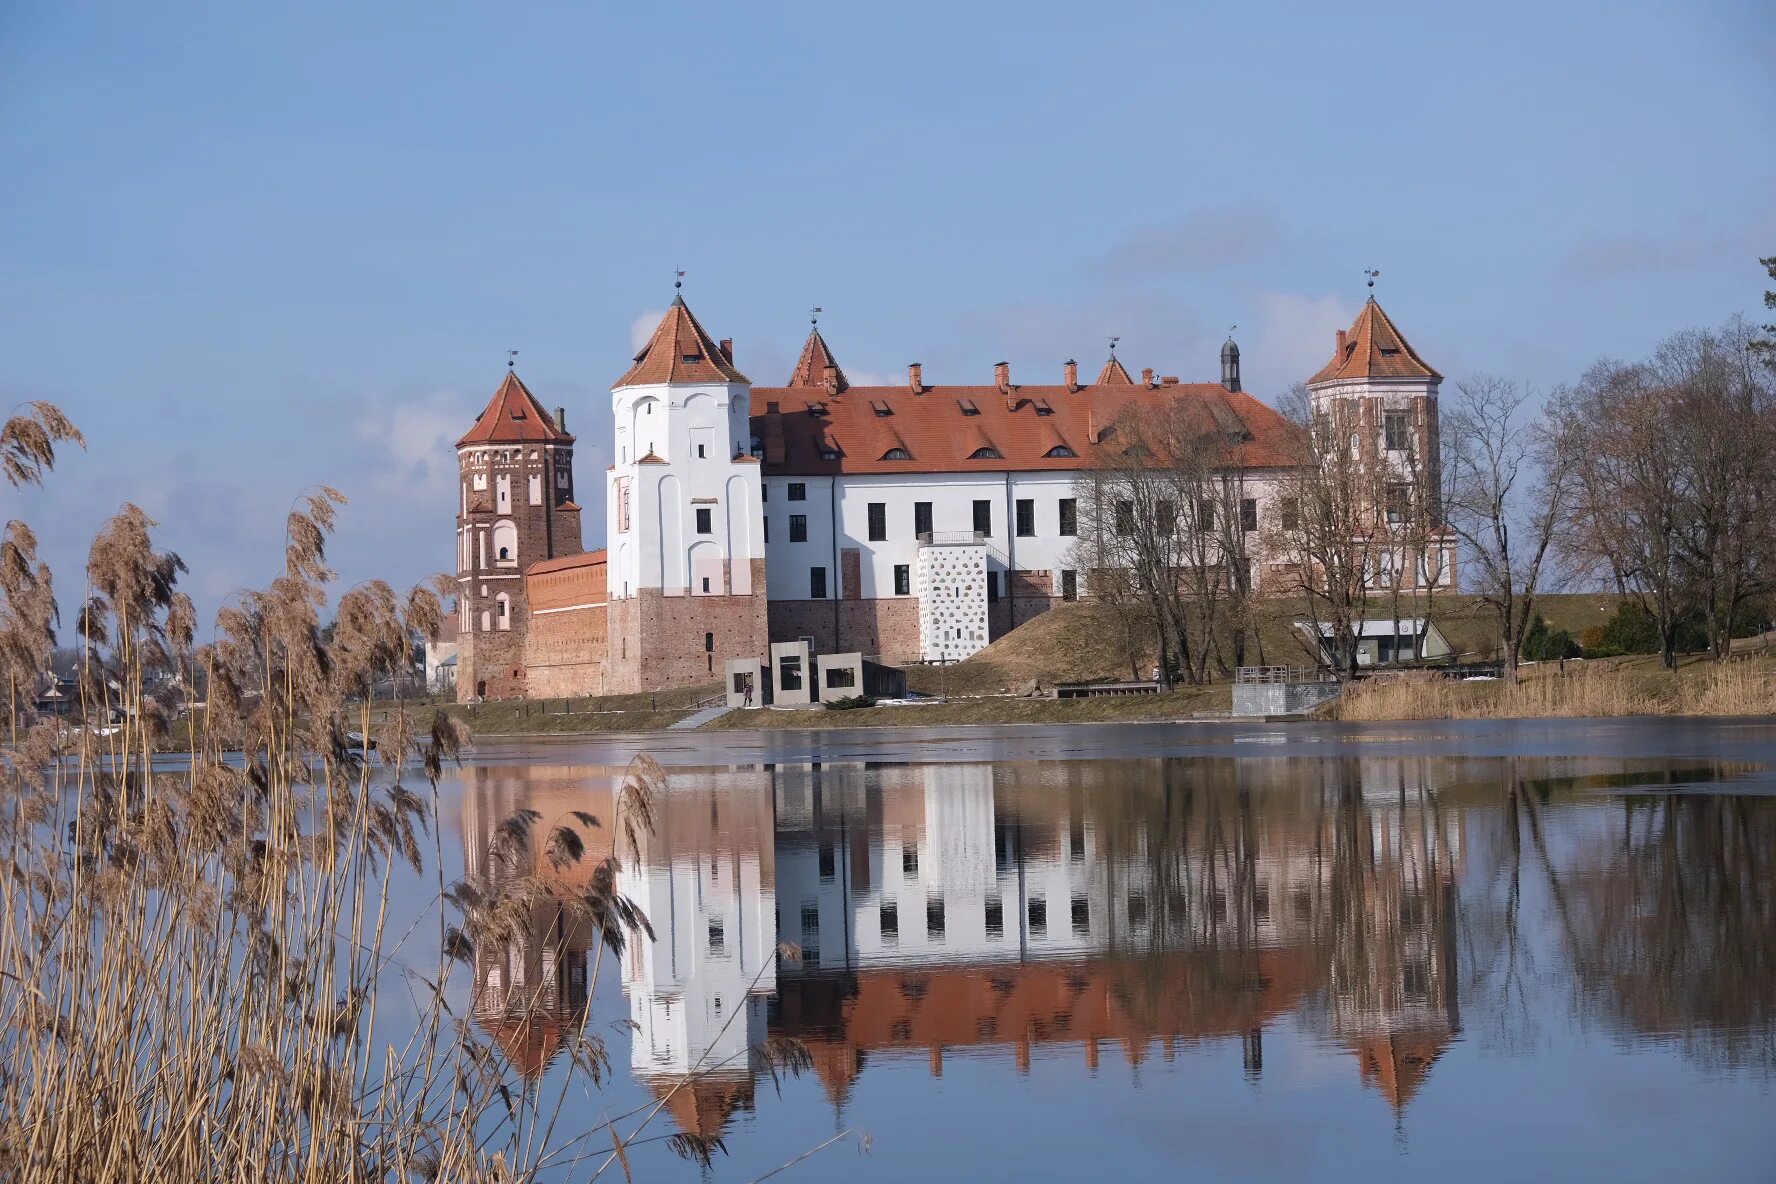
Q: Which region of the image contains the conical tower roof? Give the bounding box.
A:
[1095,354,1134,385]
[786,325,848,391]
[457,370,573,447]
[1309,298,1441,385]
[614,295,749,387]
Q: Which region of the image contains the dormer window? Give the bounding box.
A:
[957,399,980,416]
[511,407,525,419]
[819,448,841,461]
[681,352,702,363]
[969,447,1001,460]
[882,447,912,460]
[870,400,892,417]
[1033,399,1054,416]
[806,402,829,417]
[1045,445,1076,458]
[1380,346,1401,356]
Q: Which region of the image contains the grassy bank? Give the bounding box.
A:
[1334,654,1776,721]
[705,685,1231,730]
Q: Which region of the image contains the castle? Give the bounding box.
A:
[451,293,1449,700]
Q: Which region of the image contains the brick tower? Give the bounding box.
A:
[604,294,768,693]
[455,368,581,700]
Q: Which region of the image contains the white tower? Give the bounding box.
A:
[605,294,769,692]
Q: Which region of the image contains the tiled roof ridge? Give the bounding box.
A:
[614,295,750,387]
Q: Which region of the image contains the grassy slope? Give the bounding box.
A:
[705,685,1231,730]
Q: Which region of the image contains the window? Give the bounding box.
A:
[763,518,770,543]
[528,473,542,506]
[809,567,827,599]
[894,564,910,596]
[1156,500,1176,537]
[1386,484,1412,526]
[1028,897,1047,937]
[882,447,911,460]
[708,919,724,954]
[987,571,1001,602]
[801,905,820,936]
[761,483,768,502]
[824,665,856,689]
[1015,498,1035,537]
[1045,445,1076,458]
[817,843,834,880]
[969,447,1001,459]
[1058,498,1077,536]
[697,443,707,458]
[701,577,710,593]
[789,514,808,543]
[902,843,919,876]
[704,632,714,653]
[1197,498,1215,533]
[880,902,899,941]
[695,507,712,534]
[914,501,933,537]
[1061,570,1078,601]
[1384,410,1411,452]
[958,399,980,416]
[1280,496,1301,531]
[1114,500,1134,537]
[780,655,804,692]
[973,500,991,536]
[926,898,945,938]
[985,897,1004,936]
[1240,498,1258,532]
[1071,895,1090,935]
[788,482,807,501]
[868,502,887,541]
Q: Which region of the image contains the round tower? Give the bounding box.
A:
[454,369,581,700]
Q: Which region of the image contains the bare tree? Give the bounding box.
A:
[1441,375,1577,679]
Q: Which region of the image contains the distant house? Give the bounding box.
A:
[1300,618,1453,668]
[425,641,459,696]
[32,674,78,717]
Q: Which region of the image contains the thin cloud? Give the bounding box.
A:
[1092,203,1287,280]
[629,309,665,351]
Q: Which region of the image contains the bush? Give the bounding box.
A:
[1522,615,1580,662]
[823,694,878,711]
[1583,601,1715,658]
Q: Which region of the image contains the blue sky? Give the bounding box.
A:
[2,0,1771,622]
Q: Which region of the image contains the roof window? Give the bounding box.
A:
[871,400,893,417]
[1379,347,1401,356]
[805,402,829,417]
[1045,445,1076,458]
[957,399,980,416]
[969,447,1002,460]
[681,352,703,363]
[882,447,912,460]
[1033,399,1054,416]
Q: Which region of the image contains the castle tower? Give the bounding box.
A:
[454,369,581,700]
[1306,299,1454,590]
[605,295,768,693]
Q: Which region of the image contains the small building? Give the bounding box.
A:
[731,640,906,708]
[1300,618,1454,668]
[425,641,460,696]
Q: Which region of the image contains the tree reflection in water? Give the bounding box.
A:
[456,752,1774,1154]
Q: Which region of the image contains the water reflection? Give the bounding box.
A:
[457,754,1774,1149]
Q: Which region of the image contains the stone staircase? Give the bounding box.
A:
[669,703,734,730]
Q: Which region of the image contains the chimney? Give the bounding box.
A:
[1161,376,1180,385]
[994,361,1011,392]
[822,363,840,396]
[1141,367,1155,387]
[1064,359,1079,392]
[554,406,568,433]
[718,338,733,363]
[908,362,923,393]
[1336,328,1347,355]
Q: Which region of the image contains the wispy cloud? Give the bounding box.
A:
[1091,203,1287,280]
[629,309,665,351]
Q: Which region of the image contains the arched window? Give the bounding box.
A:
[492,520,518,565]
[881,447,912,460]
[1044,445,1076,458]
[968,447,1001,460]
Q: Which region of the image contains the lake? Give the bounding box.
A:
[433,719,1776,1181]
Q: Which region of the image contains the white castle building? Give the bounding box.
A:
[453,291,1451,698]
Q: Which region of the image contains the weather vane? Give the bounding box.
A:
[507,349,518,369]
[810,304,823,326]
[1365,267,1382,291]
[674,267,685,291]
[1109,335,1121,353]
[1228,324,1238,337]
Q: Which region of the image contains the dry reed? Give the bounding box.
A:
[0,405,803,1181]
[1334,662,1776,721]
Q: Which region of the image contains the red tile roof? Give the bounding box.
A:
[751,378,1304,476]
[457,370,573,447]
[785,325,847,392]
[525,548,607,577]
[1309,298,1441,385]
[614,296,749,387]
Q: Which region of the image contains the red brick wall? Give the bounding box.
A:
[605,559,769,693]
[769,597,922,664]
[525,604,607,698]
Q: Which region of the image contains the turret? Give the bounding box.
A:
[1220,335,1242,393]
[454,368,581,700]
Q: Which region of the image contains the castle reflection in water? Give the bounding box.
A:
[459,755,1493,1140]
